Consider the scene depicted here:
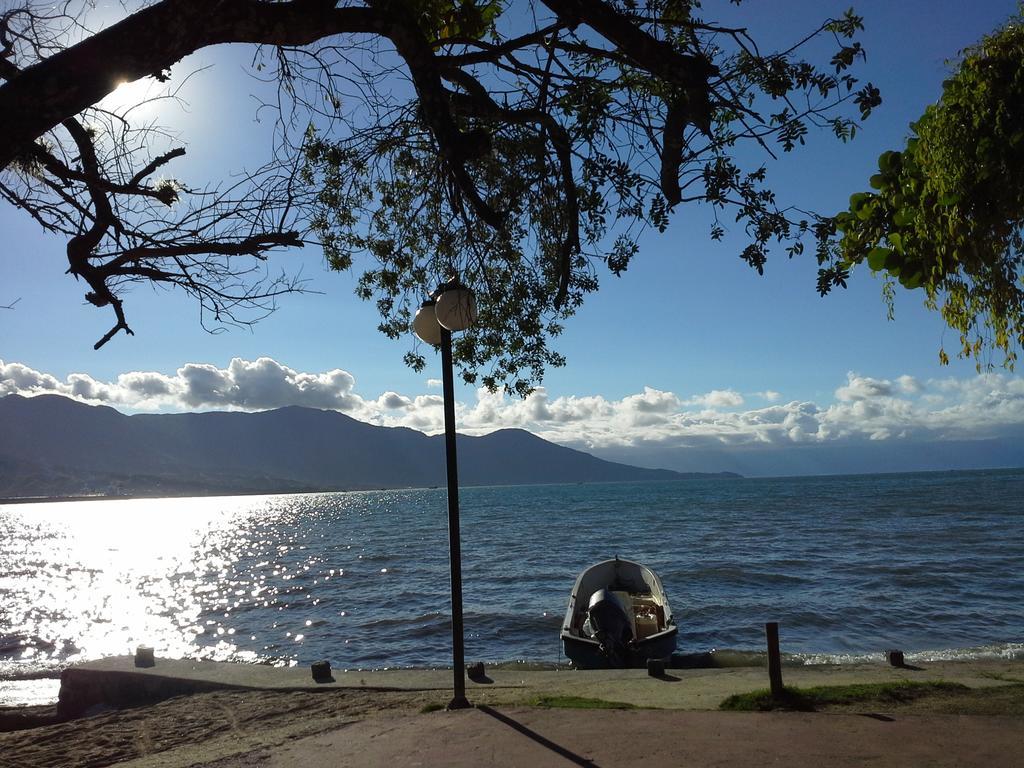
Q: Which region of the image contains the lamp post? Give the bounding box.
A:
[412,280,477,710]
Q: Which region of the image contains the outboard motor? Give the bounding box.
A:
[588,589,633,666]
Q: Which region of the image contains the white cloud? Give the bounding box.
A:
[624,387,681,413]
[754,390,781,402]
[0,357,367,415]
[835,372,893,401]
[67,373,114,402]
[377,391,412,410]
[2,358,1023,456]
[684,389,745,408]
[0,361,62,395]
[119,371,176,398]
[173,358,362,412]
[897,375,922,394]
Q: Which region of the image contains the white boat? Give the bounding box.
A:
[560,557,678,668]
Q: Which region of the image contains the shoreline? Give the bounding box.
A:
[4,654,1021,716]
[2,655,1022,767]
[4,643,1023,709]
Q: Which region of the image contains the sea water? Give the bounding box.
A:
[2,469,1022,704]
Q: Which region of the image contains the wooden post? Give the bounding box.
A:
[765,622,784,697]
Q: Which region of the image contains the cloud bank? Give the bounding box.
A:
[3,358,1023,474]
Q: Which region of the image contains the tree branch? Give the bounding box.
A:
[373,0,503,231]
[443,69,579,307]
[0,0,385,170]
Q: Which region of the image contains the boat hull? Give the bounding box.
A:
[560,558,678,669]
[561,626,678,669]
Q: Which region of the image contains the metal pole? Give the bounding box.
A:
[441,327,470,709]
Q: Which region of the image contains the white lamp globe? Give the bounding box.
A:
[435,283,478,331]
[412,300,443,345]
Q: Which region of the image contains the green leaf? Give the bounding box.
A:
[866,246,890,271]
[878,150,900,173]
[855,199,875,220]
[893,208,915,227]
[869,174,886,190]
[849,191,870,209]
[481,1,503,25]
[900,271,923,289]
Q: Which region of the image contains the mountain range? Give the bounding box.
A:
[0,394,738,500]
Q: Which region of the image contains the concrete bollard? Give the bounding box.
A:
[647,657,666,677]
[311,660,333,682]
[887,649,905,667]
[466,662,486,681]
[134,645,155,668]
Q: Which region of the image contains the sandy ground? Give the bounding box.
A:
[2,659,1022,767]
[1,688,429,768]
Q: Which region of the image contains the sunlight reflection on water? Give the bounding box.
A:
[0,495,288,674]
[1,488,457,683]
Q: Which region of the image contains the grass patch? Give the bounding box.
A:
[524,695,637,710]
[720,681,969,712]
[938,683,1024,716]
[980,671,1024,684]
[419,702,445,713]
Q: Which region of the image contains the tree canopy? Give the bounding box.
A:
[1,1,881,392]
[830,14,1024,371]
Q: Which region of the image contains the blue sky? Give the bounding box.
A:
[2,0,1024,476]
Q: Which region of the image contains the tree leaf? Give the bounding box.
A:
[893,208,915,227]
[867,246,890,271]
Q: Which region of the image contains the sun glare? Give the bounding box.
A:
[98,76,167,119]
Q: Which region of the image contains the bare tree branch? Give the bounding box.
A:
[0,1,386,170]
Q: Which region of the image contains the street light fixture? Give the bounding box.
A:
[412,279,477,710]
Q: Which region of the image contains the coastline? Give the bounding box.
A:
[2,655,1022,767]
[5,643,1021,709]
[4,465,1022,506]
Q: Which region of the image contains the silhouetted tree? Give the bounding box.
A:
[1,1,880,390]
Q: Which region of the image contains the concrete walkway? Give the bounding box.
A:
[61,654,1024,714]
[194,707,1024,768]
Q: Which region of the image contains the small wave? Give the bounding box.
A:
[466,611,565,634]
[688,567,809,587]
[0,634,60,657]
[670,649,767,668]
[480,659,567,671]
[907,642,1024,663]
[794,642,1024,665]
[0,678,62,707]
[795,650,887,666]
[356,610,563,635]
[0,660,63,681]
[360,612,448,631]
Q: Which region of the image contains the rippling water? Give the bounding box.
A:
[2,469,1023,704]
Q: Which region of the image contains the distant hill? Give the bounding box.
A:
[0,394,739,499]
